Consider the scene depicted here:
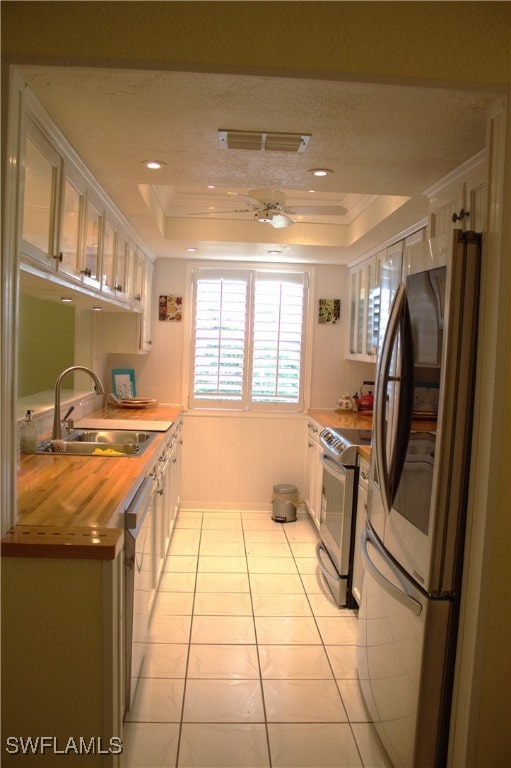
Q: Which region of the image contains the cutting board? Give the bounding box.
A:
[75,418,174,432]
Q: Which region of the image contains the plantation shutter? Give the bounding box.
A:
[250,271,305,407]
[192,269,249,405]
[191,267,307,410]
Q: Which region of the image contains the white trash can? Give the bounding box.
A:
[272,483,298,523]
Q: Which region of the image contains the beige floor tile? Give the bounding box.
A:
[247,556,298,574]
[255,616,321,645]
[193,591,253,616]
[252,592,312,617]
[124,678,185,723]
[121,722,179,767]
[178,723,270,767]
[152,591,194,616]
[306,590,344,616]
[187,644,259,679]
[182,678,265,722]
[158,572,196,592]
[244,541,292,557]
[140,643,188,678]
[258,644,333,680]
[163,555,198,572]
[300,573,330,594]
[268,723,362,767]
[243,528,287,543]
[325,644,358,679]
[147,614,191,644]
[195,571,250,593]
[315,615,359,644]
[294,556,320,574]
[198,555,248,572]
[263,679,347,722]
[337,678,372,722]
[289,541,318,558]
[199,539,246,556]
[249,573,305,594]
[191,615,256,644]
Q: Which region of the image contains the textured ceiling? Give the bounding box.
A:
[18,66,497,264]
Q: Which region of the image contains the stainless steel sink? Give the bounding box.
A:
[69,430,153,444]
[32,429,158,457]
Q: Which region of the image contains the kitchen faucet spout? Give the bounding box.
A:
[52,366,105,440]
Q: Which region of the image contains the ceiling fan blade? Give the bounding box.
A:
[187,208,251,216]
[246,188,286,206]
[290,205,347,216]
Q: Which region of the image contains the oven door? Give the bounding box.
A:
[317,453,355,605]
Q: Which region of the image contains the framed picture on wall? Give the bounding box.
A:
[111,368,136,398]
[318,298,341,324]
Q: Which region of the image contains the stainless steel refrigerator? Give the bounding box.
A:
[356,229,481,767]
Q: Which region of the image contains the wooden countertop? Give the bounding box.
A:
[5,405,182,559]
[1,525,123,560]
[308,408,436,464]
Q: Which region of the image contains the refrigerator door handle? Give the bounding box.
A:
[374,283,406,515]
[361,527,423,616]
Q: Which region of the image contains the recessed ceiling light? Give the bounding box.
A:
[207,185,215,189]
[186,247,197,252]
[267,249,282,255]
[92,306,102,312]
[308,168,333,177]
[143,160,166,170]
[61,297,73,303]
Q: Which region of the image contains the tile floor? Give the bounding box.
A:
[122,509,392,768]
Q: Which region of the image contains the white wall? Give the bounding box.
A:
[107,257,373,508]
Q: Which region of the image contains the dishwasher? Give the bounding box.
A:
[124,475,155,713]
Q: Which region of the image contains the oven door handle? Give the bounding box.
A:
[316,541,341,584]
[320,452,347,479]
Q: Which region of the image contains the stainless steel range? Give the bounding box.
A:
[316,426,370,608]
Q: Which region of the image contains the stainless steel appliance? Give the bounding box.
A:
[316,427,370,607]
[124,475,155,712]
[356,230,481,767]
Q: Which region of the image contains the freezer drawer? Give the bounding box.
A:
[356,524,452,768]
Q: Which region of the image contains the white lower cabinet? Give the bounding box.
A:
[152,419,183,592]
[352,455,369,607]
[305,419,323,529]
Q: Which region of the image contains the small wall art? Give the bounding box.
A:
[159,295,183,321]
[111,368,136,398]
[318,298,341,324]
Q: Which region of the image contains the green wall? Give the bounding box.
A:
[18,295,75,396]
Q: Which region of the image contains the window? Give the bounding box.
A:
[190,267,308,411]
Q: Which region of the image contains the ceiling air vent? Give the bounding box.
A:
[218,130,311,153]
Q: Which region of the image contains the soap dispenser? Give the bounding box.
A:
[20,410,38,452]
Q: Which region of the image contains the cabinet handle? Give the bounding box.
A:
[451,208,470,223]
[53,252,63,262]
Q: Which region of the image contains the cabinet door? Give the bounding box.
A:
[305,422,323,529]
[58,168,85,281]
[115,230,129,300]
[20,118,61,268]
[101,216,117,297]
[128,243,143,304]
[82,193,102,289]
[140,257,154,352]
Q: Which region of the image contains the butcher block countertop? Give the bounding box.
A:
[308,408,436,464]
[3,405,182,559]
[308,408,372,462]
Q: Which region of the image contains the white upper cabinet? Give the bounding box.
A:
[19,117,62,269]
[426,151,486,237]
[16,82,153,315]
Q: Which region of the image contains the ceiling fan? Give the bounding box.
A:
[188,188,347,228]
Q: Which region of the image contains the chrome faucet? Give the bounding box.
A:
[52,366,105,440]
